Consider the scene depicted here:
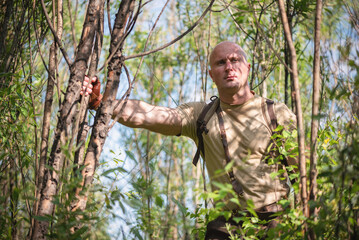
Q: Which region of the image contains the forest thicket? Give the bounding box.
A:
[0,0,358,239]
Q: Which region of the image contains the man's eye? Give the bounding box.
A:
[218,60,226,65]
[231,58,239,63]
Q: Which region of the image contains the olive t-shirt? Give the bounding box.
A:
[177,95,296,210]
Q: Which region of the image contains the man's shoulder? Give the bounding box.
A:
[178,101,207,110]
[255,96,293,115]
[176,101,208,121]
[272,101,297,128]
[255,96,296,128]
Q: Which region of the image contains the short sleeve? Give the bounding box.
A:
[176,102,206,140]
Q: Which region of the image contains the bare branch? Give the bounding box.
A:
[97,0,142,73]
[107,0,112,35]
[67,0,78,50]
[227,5,254,41]
[124,0,216,60]
[210,0,234,13]
[344,1,359,35]
[109,0,170,131]
[247,0,292,73]
[40,0,72,66]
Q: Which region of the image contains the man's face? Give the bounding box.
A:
[209,43,250,95]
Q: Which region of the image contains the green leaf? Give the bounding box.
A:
[155,195,163,208]
[224,160,235,172]
[270,171,281,179]
[223,211,232,220]
[246,200,257,217]
[105,193,110,207]
[171,197,187,215]
[72,226,88,238]
[33,215,51,222]
[101,166,127,176]
[125,150,137,163]
[230,197,240,206]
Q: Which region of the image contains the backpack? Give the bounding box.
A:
[192,96,296,196]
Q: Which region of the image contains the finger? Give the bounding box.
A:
[91,76,97,82]
[87,88,93,94]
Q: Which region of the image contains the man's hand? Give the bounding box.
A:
[81,75,102,110]
[81,75,95,96]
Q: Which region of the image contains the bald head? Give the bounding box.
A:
[209,41,247,68]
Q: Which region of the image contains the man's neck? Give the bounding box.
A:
[219,88,254,105]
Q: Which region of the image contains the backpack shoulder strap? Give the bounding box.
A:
[261,98,278,132]
[262,98,296,184]
[192,96,220,166]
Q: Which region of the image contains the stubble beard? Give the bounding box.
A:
[218,77,250,97]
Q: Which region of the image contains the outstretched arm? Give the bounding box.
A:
[113,100,181,136]
[82,76,182,136]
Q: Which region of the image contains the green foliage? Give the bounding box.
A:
[311,119,359,239]
[1,0,359,239]
[0,72,37,239]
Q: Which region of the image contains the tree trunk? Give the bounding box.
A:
[0,0,14,61]
[10,156,19,240]
[34,0,60,217]
[32,40,56,238]
[309,0,323,232]
[283,1,293,109]
[284,36,290,106]
[71,0,136,214]
[31,1,103,239]
[73,0,104,174]
[277,0,309,219]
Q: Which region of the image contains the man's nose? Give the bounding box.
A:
[225,61,233,71]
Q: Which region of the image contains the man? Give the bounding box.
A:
[82,41,297,239]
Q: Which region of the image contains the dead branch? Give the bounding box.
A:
[40,0,72,67]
